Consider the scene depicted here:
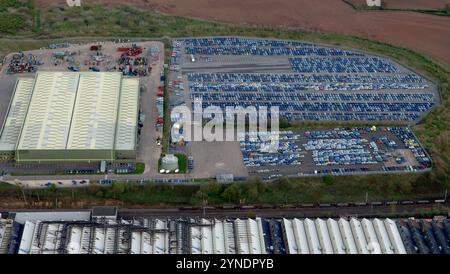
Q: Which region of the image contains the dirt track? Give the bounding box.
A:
[35,0,450,65]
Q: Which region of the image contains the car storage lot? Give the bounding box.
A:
[171,37,438,124]
[169,37,435,180]
[243,127,431,180]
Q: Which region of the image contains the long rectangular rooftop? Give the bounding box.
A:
[4,72,140,160]
[115,77,139,151]
[0,78,34,151]
[17,72,79,150]
[66,72,122,150]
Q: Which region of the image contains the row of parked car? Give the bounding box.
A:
[282,112,421,122]
[189,82,429,92]
[305,129,362,139]
[186,70,433,122]
[397,219,450,254]
[179,37,362,56]
[198,101,434,114]
[240,131,303,167]
[185,46,362,57]
[302,130,378,166]
[180,37,320,48]
[303,138,367,151]
[170,41,182,72]
[290,57,399,73]
[191,92,434,103]
[388,127,432,168]
[311,149,376,166]
[241,139,301,154]
[186,72,427,85]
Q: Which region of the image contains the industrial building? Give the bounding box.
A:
[0,72,139,163]
[1,210,449,254]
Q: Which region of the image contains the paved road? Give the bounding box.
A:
[136,42,165,177]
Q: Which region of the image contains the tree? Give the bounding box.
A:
[95,190,104,198]
[275,177,293,192]
[221,184,242,203]
[200,181,222,197]
[111,182,126,194]
[278,117,291,129]
[397,181,412,194]
[27,0,34,10]
[0,14,25,35]
[243,178,261,201]
[111,182,126,199]
[87,183,101,195]
[48,184,57,193]
[323,175,334,186]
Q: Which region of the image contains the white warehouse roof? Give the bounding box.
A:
[0,72,139,159]
[10,217,410,255]
[66,72,121,150]
[18,72,79,150]
[0,78,34,151]
[115,78,140,151]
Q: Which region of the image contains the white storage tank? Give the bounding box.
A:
[161,154,179,172]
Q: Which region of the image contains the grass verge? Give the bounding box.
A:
[175,153,187,174]
[134,163,145,174]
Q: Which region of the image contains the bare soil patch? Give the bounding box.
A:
[348,0,450,10]
[34,0,450,64]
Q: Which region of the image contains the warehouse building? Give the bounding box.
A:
[0,78,35,159]
[1,211,449,254]
[0,72,139,163]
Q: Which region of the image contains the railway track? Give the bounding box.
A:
[2,199,448,220]
[117,200,449,219]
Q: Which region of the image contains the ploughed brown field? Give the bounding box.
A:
[36,0,450,65]
[348,0,450,10]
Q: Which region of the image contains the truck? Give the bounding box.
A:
[188,156,194,170]
[100,161,107,173]
[68,66,80,72]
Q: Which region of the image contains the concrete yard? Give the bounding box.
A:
[187,141,248,179]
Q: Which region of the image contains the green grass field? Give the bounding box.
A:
[0,3,448,206]
[175,153,188,174]
[134,163,145,174]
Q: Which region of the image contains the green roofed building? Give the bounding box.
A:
[0,72,139,163]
